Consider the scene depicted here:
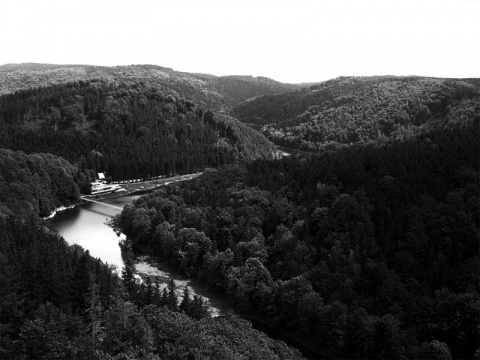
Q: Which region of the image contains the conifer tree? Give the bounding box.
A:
[161,288,168,307]
[121,258,136,300]
[144,276,153,306]
[152,277,161,306]
[179,286,191,314]
[85,283,104,355]
[167,279,178,311]
[191,295,210,320]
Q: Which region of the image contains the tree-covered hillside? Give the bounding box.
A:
[2,66,479,359]
[232,76,480,151]
[0,119,302,360]
[0,80,277,181]
[116,123,480,359]
[0,149,93,218]
[0,198,303,360]
[0,63,300,111]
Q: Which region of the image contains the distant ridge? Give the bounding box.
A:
[232,75,480,151]
[0,63,300,110]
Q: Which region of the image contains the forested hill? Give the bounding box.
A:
[0,73,304,359]
[0,149,92,218]
[117,123,480,359]
[0,63,299,111]
[231,76,480,151]
[0,80,277,181]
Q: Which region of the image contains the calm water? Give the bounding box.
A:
[49,195,140,272]
[49,194,231,316]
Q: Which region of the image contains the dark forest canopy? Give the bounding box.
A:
[0,95,303,359]
[116,123,480,359]
[0,70,308,359]
[1,69,479,359]
[0,80,277,181]
[0,63,300,111]
[232,76,480,151]
[0,214,303,359]
[0,149,89,218]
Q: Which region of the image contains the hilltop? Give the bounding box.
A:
[0,63,300,111]
[231,76,480,151]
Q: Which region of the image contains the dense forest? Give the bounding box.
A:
[232,76,480,151]
[1,66,479,359]
[0,149,93,218]
[116,123,480,359]
[0,153,303,359]
[0,215,303,359]
[0,80,277,181]
[0,63,300,111]
[0,66,312,359]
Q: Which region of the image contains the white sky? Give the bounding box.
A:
[0,0,479,83]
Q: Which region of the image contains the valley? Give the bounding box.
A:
[0,64,478,360]
[50,170,325,358]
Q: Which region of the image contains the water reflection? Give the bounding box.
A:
[50,196,139,272]
[49,194,232,316]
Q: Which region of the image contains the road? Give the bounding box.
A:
[81,172,204,201]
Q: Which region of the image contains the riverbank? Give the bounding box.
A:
[133,255,234,317]
[276,145,316,157]
[43,204,76,220]
[117,172,203,195]
[129,254,323,359]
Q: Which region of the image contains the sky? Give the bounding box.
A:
[0,0,479,83]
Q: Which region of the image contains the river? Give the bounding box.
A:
[49,193,231,317]
[49,187,320,358]
[49,195,137,271]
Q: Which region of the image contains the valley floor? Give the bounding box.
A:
[83,172,203,201]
